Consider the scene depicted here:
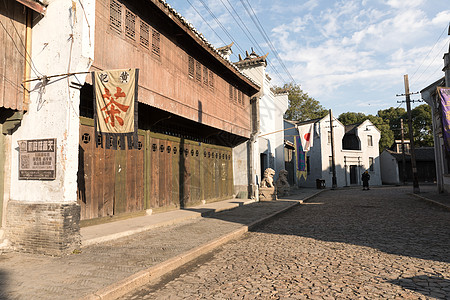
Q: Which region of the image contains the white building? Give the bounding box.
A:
[234,50,288,184]
[0,0,94,255]
[285,114,382,188]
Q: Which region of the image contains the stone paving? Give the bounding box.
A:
[0,189,319,300]
[123,186,450,299]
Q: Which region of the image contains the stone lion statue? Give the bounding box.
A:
[260,168,275,188]
[276,169,290,196]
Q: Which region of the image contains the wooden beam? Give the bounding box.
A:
[15,0,45,14]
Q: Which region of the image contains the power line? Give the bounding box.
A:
[185,0,229,49]
[239,0,297,84]
[420,63,447,88]
[411,36,450,89]
[196,0,245,55]
[410,22,448,81]
[2,0,43,77]
[219,0,289,83]
[0,20,42,78]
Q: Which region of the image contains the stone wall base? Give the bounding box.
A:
[6,201,81,255]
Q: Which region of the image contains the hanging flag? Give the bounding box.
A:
[93,69,139,150]
[298,123,314,152]
[438,87,450,152]
[295,135,307,180]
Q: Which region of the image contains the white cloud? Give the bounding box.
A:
[432,10,450,25]
[170,0,449,115]
[385,0,424,8]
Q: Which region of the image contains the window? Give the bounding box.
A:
[238,91,243,105]
[110,0,122,33]
[209,71,214,89]
[188,56,194,78]
[233,86,237,103]
[195,60,201,82]
[369,157,374,171]
[368,135,373,147]
[140,21,149,48]
[203,66,208,85]
[125,9,136,40]
[152,29,160,57]
[229,84,233,102]
[328,131,332,144]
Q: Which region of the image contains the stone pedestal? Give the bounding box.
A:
[275,169,290,197]
[259,187,277,201]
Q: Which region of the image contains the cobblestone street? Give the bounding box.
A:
[123,187,450,299]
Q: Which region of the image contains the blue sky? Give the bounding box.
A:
[167,0,450,116]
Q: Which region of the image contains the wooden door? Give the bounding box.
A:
[350,165,358,185]
[77,123,144,220]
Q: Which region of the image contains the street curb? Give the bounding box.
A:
[409,193,450,211]
[82,199,256,247]
[79,191,323,300]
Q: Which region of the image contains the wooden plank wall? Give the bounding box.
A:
[93,0,252,139]
[78,123,144,220]
[78,122,233,220]
[0,0,25,110]
[144,132,233,210]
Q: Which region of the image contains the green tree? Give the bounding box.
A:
[273,83,327,121]
[337,112,367,125]
[377,107,406,140]
[366,115,394,153]
[377,105,433,147]
[411,104,433,147]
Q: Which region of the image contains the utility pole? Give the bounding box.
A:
[329,109,337,189]
[400,118,407,185]
[403,74,420,193]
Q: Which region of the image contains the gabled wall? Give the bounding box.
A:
[295,115,382,188]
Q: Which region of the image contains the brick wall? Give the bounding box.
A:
[6,201,81,255]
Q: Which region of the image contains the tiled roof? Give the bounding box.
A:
[344,123,362,134]
[235,50,269,68]
[296,117,323,126]
[159,1,260,89]
[386,147,435,162]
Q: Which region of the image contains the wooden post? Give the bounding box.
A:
[329,109,337,189]
[400,119,407,185]
[403,75,420,193]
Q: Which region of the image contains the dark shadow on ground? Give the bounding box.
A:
[0,269,10,300]
[388,275,450,299]
[251,187,450,263]
[181,200,249,217]
[187,186,450,264]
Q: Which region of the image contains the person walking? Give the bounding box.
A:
[362,170,370,190]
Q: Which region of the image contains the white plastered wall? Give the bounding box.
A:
[297,116,382,188]
[10,0,95,204]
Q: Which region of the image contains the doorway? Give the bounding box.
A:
[350,165,358,184]
[260,153,267,180]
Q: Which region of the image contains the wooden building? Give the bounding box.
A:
[77,0,260,221]
[0,0,258,255]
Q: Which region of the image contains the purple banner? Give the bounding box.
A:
[295,136,307,179]
[438,87,450,151]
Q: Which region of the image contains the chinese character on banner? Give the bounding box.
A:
[438,87,450,152]
[93,69,139,150]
